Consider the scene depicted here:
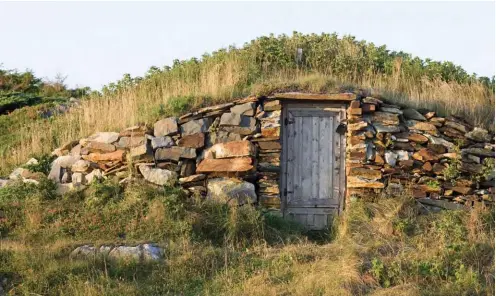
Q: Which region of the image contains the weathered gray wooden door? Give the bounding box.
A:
[281,104,346,230]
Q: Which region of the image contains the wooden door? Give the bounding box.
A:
[281,104,345,230]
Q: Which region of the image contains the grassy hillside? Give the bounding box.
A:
[0,32,494,174]
[0,179,493,295]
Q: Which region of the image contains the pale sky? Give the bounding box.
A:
[0,1,494,89]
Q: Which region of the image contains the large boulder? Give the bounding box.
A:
[139,165,177,186]
[207,178,257,205]
[154,117,179,137]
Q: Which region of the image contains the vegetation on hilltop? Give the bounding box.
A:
[0,179,493,295]
[0,67,90,114]
[0,32,494,175]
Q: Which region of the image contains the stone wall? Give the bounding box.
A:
[3,91,494,210]
[345,96,495,209]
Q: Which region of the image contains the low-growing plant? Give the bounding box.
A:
[22,153,55,175]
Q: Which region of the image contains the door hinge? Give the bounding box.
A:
[284,118,295,126]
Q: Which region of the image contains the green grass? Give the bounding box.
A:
[0,179,493,295]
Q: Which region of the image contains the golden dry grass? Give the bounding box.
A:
[0,59,493,175]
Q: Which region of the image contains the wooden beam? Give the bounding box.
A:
[268,92,357,101]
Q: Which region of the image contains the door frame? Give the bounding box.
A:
[280,101,347,217]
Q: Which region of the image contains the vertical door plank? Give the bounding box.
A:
[318,117,330,201]
[332,115,340,204]
[286,111,295,206]
[311,117,320,201]
[292,116,303,203]
[300,116,313,198]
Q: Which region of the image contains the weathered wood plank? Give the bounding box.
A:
[269,92,357,101]
[300,116,313,200]
[311,116,320,201]
[318,117,330,202]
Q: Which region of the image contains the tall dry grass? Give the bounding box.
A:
[0,57,494,175]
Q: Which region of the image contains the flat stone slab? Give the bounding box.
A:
[82,150,125,162]
[197,157,254,173]
[402,109,426,121]
[177,133,205,149]
[83,132,120,144]
[155,146,196,161]
[207,140,256,159]
[230,102,255,116]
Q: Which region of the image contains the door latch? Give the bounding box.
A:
[283,189,294,196]
[284,118,295,126]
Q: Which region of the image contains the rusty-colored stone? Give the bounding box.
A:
[407,133,428,143]
[348,168,382,180]
[82,150,125,162]
[347,176,385,189]
[178,133,205,149]
[196,157,254,173]
[261,127,280,138]
[418,148,439,162]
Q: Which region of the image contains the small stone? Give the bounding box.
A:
[465,127,491,143]
[221,116,257,135]
[178,133,205,149]
[432,163,446,174]
[207,131,242,146]
[422,162,433,172]
[72,172,84,185]
[348,121,368,131]
[424,112,436,120]
[427,143,446,154]
[445,120,469,133]
[139,165,177,186]
[154,117,179,137]
[461,148,494,157]
[197,157,254,173]
[230,102,256,116]
[347,176,384,189]
[402,109,426,121]
[348,167,381,180]
[155,146,196,161]
[179,174,206,184]
[82,150,125,162]
[385,151,397,167]
[179,159,196,177]
[372,123,400,133]
[71,160,90,172]
[408,133,428,143]
[82,132,120,144]
[181,118,210,136]
[85,169,103,184]
[130,144,149,158]
[418,148,439,162]
[378,107,403,115]
[151,136,175,149]
[116,136,146,148]
[372,112,399,125]
[207,140,256,159]
[406,120,437,132]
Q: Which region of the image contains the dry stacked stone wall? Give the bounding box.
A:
[4,92,494,210]
[345,96,495,209]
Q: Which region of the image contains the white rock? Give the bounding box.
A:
[395,150,410,161]
[139,165,177,186]
[385,151,398,167]
[9,167,26,180]
[48,155,81,182]
[71,160,90,172]
[108,246,141,261]
[72,172,84,185]
[85,169,103,184]
[207,178,257,205]
[142,244,164,261]
[70,245,97,258]
[25,158,39,166]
